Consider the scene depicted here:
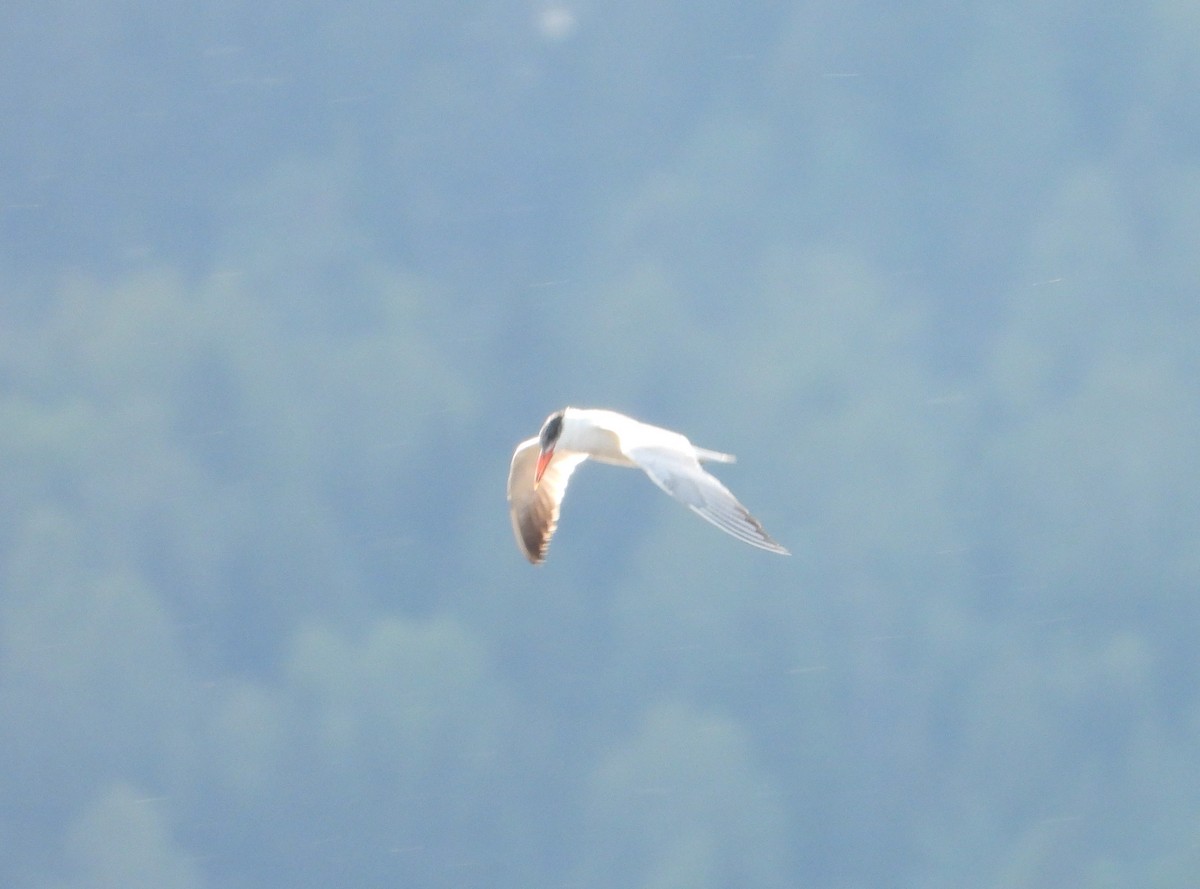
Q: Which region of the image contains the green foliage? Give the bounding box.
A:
[51,784,203,889]
[575,703,789,888]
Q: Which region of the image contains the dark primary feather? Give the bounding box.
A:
[506,438,586,564]
[627,445,789,555]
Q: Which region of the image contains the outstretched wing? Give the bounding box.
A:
[627,445,788,554]
[507,438,588,564]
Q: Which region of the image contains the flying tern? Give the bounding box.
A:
[507,407,789,563]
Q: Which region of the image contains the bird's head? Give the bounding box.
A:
[535,409,565,486]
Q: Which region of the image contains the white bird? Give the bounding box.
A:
[507,407,789,564]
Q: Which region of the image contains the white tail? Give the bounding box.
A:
[694,446,736,464]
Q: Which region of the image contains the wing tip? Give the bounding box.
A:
[762,539,791,556]
[520,528,552,565]
[753,520,789,555]
[696,501,789,555]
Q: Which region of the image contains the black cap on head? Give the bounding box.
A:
[538,410,565,450]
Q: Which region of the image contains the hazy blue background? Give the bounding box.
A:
[3,2,1199,887]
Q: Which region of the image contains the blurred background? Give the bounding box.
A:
[2,2,1199,887]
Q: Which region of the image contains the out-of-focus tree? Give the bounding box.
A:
[573,703,789,888]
